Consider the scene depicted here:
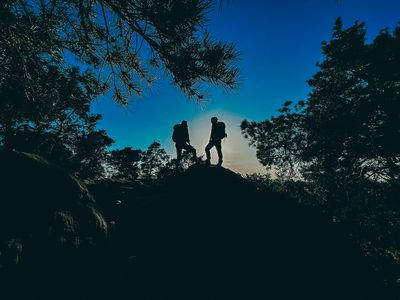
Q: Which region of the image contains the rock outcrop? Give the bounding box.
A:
[0,150,109,299]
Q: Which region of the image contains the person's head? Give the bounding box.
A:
[181,120,188,127]
[211,117,218,124]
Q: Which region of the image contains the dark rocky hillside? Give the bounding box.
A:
[92,165,381,299]
[1,151,381,299]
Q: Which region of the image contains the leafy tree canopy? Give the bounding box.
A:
[2,0,239,104]
[109,147,142,180]
[242,20,400,287]
[140,141,170,180]
[242,18,400,185]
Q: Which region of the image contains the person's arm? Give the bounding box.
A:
[185,128,190,144]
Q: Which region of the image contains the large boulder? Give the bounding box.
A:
[0,150,110,299]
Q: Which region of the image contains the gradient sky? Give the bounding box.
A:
[91,0,400,174]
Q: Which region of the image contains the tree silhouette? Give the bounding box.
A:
[140,141,170,180]
[0,57,114,178]
[242,17,400,201]
[73,130,114,179]
[241,18,400,289]
[109,147,142,180]
[2,0,239,103]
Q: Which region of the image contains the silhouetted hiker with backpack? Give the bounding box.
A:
[205,116,227,166]
[172,120,197,164]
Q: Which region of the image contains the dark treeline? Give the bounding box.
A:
[242,18,400,295]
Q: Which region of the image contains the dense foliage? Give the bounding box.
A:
[242,18,400,293]
[0,6,113,178]
[108,147,142,180]
[1,0,238,103]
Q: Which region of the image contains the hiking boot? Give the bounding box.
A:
[217,160,223,167]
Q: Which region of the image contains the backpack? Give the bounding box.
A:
[172,124,180,142]
[216,122,227,139]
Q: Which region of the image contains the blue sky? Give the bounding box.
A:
[91,0,400,174]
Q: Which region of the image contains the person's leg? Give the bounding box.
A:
[188,144,197,161]
[205,141,214,164]
[215,140,223,166]
[182,143,197,161]
[176,144,182,164]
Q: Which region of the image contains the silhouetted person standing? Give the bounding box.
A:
[172,120,197,164]
[205,117,227,166]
